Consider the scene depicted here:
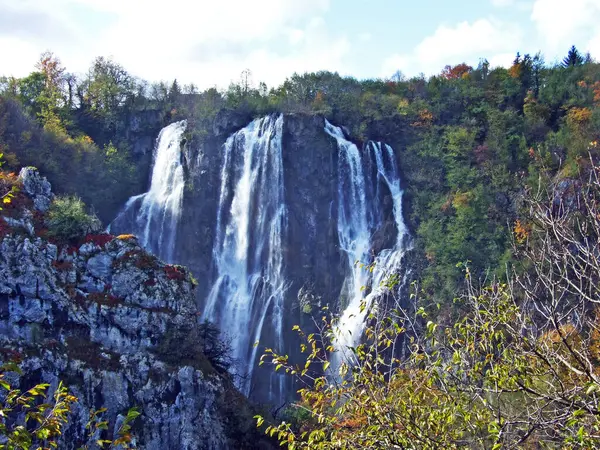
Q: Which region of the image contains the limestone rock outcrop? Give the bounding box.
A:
[0,172,271,450]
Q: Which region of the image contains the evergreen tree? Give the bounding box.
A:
[169,78,181,103]
[562,45,584,67]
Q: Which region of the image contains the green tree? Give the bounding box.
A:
[79,57,136,118]
[46,196,101,242]
[256,162,600,449]
[563,45,585,68]
[0,363,139,449]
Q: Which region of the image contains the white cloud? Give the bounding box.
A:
[488,52,516,68]
[531,0,600,54]
[381,19,522,78]
[0,37,42,77]
[0,0,345,88]
[588,31,600,59]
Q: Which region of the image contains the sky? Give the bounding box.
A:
[1,0,599,89]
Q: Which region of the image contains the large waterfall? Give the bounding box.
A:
[112,114,409,403]
[202,115,288,400]
[111,120,187,263]
[325,120,409,362]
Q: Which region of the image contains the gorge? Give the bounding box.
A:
[3,45,599,447]
[111,112,411,404]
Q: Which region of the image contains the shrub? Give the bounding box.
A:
[164,264,186,281]
[0,362,138,449]
[46,196,101,243]
[84,233,114,247]
[155,321,233,374]
[0,168,20,212]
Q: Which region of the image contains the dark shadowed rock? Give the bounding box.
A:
[212,109,253,138]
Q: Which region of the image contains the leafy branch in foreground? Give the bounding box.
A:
[0,363,139,449]
[255,159,600,449]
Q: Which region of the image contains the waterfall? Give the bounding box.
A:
[111,120,186,263]
[111,114,409,402]
[202,115,287,400]
[325,121,409,364]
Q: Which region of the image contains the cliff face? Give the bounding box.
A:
[111,113,412,404]
[0,169,271,450]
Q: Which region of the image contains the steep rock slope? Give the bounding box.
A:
[0,169,271,450]
[111,113,412,403]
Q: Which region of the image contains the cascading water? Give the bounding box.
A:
[111,120,187,263]
[202,115,288,400]
[112,114,409,402]
[325,121,409,363]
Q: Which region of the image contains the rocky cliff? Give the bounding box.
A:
[0,168,272,449]
[111,112,412,404]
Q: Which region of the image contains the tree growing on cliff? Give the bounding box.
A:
[46,196,101,243]
[255,160,600,448]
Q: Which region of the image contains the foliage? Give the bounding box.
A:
[198,320,234,373]
[0,153,18,211]
[255,162,600,448]
[46,196,101,243]
[155,321,233,374]
[0,362,138,449]
[563,45,585,68]
[1,46,599,300]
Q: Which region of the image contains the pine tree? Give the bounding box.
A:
[562,45,584,67]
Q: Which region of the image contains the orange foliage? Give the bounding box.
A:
[452,192,471,209]
[78,135,94,145]
[0,171,19,195]
[514,220,530,244]
[441,63,472,80]
[567,107,593,129]
[116,234,136,241]
[440,196,453,213]
[411,109,433,127]
[508,63,521,79]
[334,415,367,430]
[592,81,600,104]
[590,310,600,366]
[540,323,578,345]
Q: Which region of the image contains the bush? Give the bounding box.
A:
[46,196,101,243]
[155,321,233,374]
[0,362,138,449]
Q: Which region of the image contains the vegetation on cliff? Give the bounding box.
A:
[257,160,600,448]
[0,165,274,449]
[2,46,600,447]
[1,47,599,304]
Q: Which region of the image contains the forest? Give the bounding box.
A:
[1,45,600,447]
[1,46,599,305]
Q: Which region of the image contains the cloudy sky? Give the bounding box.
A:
[1,0,599,89]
